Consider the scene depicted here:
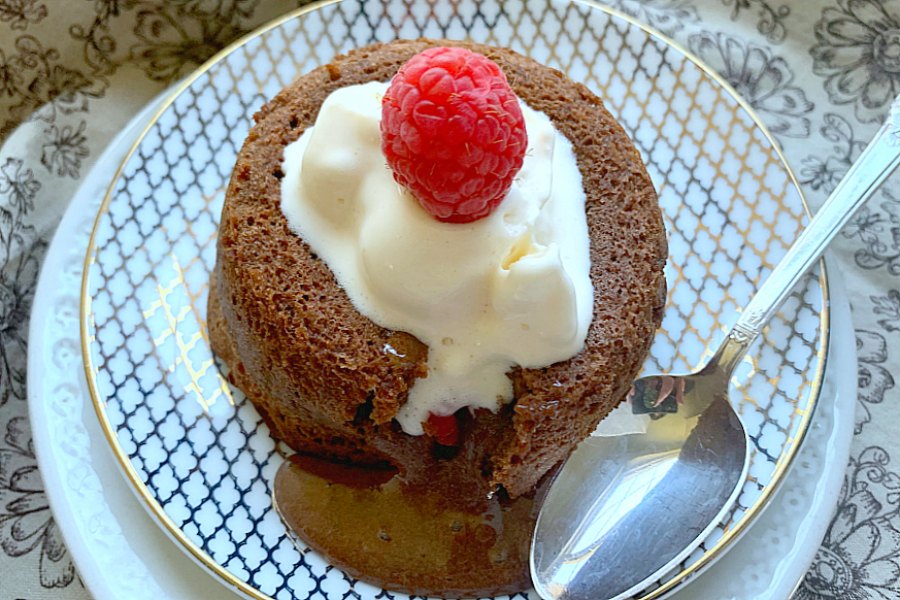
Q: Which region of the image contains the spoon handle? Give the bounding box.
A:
[710,95,900,374]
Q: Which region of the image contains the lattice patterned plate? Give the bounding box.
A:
[81,1,827,599]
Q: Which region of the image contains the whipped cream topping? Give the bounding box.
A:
[281,81,593,435]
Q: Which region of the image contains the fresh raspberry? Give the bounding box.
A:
[424,412,460,446]
[381,46,528,223]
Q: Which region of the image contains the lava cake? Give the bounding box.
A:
[208,38,667,596]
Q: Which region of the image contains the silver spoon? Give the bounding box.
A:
[531,95,900,600]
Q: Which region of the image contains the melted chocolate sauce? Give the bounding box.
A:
[273,454,538,597]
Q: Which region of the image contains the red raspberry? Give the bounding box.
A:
[380,47,528,223]
[424,412,460,446]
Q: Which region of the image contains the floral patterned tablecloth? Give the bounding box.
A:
[1,1,899,599]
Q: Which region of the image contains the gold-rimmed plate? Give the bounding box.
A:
[81,1,827,598]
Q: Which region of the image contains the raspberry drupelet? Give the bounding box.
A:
[380,46,528,223]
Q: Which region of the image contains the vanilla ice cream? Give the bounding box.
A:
[281,81,592,435]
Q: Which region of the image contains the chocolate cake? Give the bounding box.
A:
[209,36,666,570]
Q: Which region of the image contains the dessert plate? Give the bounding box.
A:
[79,1,831,599]
[29,93,854,599]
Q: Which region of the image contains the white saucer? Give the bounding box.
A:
[29,100,855,600]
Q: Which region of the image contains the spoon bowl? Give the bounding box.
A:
[532,371,747,600]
